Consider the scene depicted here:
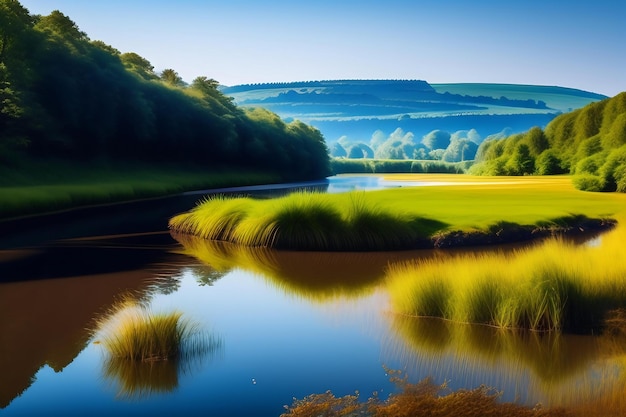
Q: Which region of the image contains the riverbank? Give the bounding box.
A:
[169,175,625,251]
[0,159,285,221]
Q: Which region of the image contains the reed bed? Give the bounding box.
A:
[387,220,626,332]
[170,191,446,251]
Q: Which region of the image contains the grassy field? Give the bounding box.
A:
[0,160,282,220]
[170,174,624,250]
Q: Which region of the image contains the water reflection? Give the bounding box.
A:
[0,244,191,409]
[172,233,434,301]
[385,315,626,409]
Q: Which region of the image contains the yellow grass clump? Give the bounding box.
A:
[387,220,626,332]
[93,296,204,362]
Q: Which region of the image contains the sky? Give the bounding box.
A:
[17,0,626,97]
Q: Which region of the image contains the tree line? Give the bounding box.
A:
[470,92,626,192]
[0,1,330,180]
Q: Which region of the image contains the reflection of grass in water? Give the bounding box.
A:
[389,315,601,383]
[172,233,398,300]
[102,357,179,400]
[386,314,626,413]
[93,295,222,399]
[387,219,626,332]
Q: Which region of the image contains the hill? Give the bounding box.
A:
[470,92,626,192]
[222,80,606,150]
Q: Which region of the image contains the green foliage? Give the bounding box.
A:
[120,52,157,80]
[571,174,605,192]
[160,68,184,86]
[473,92,626,191]
[535,150,564,175]
[0,0,33,63]
[330,158,465,174]
[0,2,331,184]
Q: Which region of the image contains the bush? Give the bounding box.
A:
[572,174,606,192]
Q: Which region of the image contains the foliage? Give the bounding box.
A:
[0,1,331,184]
[330,158,465,174]
[471,93,626,192]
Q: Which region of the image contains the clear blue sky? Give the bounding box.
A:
[18,0,626,97]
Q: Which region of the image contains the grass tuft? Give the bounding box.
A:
[387,219,626,333]
[93,295,205,362]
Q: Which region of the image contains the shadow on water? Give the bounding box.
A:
[0,242,193,409]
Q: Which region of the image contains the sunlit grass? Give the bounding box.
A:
[387,217,626,332]
[170,175,623,251]
[170,191,447,251]
[93,296,207,362]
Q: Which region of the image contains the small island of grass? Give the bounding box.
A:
[169,176,620,251]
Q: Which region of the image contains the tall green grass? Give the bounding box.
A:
[170,191,447,251]
[387,218,626,332]
[170,175,624,251]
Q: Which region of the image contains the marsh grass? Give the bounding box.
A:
[171,175,623,251]
[93,296,210,362]
[387,220,626,332]
[170,190,447,251]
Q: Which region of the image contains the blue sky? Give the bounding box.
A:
[18,0,626,96]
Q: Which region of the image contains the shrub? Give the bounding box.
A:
[572,174,605,192]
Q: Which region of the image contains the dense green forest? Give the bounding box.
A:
[0,0,330,181]
[470,92,626,192]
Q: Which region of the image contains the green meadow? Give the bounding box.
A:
[0,161,281,220]
[170,175,623,251]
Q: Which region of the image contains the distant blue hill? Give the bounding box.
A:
[221,80,607,146]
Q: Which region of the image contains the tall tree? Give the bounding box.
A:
[160,68,183,86]
[34,10,88,43]
[0,0,33,63]
[121,52,157,80]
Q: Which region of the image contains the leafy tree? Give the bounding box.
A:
[422,130,451,150]
[120,52,157,80]
[442,138,478,162]
[524,126,549,156]
[535,150,564,175]
[347,143,374,159]
[504,143,534,175]
[329,142,346,158]
[34,10,88,42]
[90,40,119,56]
[0,0,33,63]
[160,68,184,86]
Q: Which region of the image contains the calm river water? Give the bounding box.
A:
[1,176,624,416]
